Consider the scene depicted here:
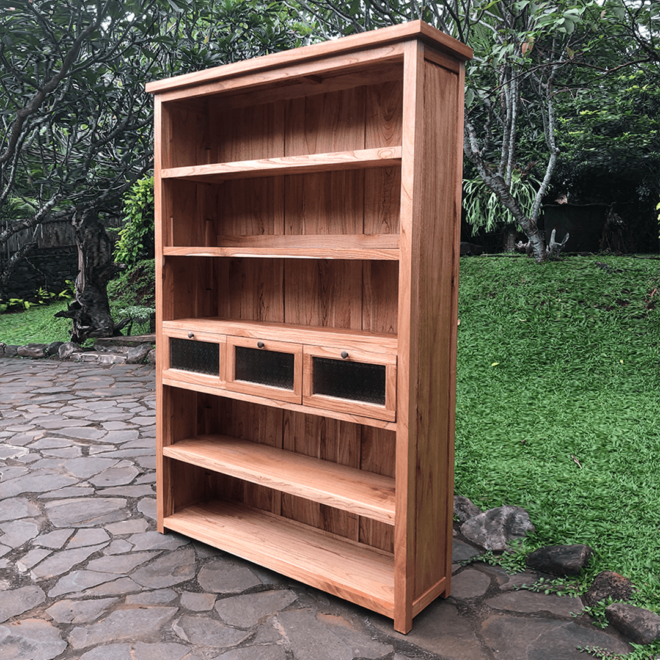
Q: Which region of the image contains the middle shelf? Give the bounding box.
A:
[163,434,395,524]
[161,147,401,182]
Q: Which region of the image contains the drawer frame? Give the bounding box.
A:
[302,345,397,421]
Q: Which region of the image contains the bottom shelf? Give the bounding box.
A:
[164,500,395,617]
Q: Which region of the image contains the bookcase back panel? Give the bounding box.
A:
[215,258,285,323]
[164,171,400,248]
[162,257,219,321]
[163,77,402,168]
[163,98,209,169]
[163,391,396,549]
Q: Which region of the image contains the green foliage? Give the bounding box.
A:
[455,256,660,640]
[463,173,540,232]
[107,259,155,335]
[114,176,155,266]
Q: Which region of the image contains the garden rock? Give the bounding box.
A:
[583,571,634,608]
[453,496,481,523]
[59,342,81,359]
[4,344,19,357]
[18,344,48,358]
[147,348,156,364]
[460,505,535,552]
[0,342,5,356]
[605,603,660,645]
[526,544,593,576]
[126,343,152,364]
[46,341,64,356]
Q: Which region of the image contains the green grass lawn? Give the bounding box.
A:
[2,254,659,651]
[455,254,660,652]
[0,300,72,345]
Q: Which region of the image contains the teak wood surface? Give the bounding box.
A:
[151,20,470,635]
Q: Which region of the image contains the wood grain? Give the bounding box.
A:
[164,246,399,260]
[162,147,401,182]
[164,435,395,524]
[225,336,303,404]
[164,500,395,616]
[162,376,398,431]
[393,38,426,635]
[146,21,471,95]
[411,59,460,603]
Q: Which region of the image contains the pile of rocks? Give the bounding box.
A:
[0,341,155,366]
[454,495,660,647]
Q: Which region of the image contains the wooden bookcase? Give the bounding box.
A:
[147,21,471,633]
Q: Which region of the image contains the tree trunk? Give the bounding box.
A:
[55,209,126,343]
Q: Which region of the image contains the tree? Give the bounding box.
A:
[0,0,309,341]
[290,0,642,261]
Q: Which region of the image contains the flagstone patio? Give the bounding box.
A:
[0,357,633,659]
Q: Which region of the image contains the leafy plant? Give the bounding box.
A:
[114,176,155,266]
[463,173,541,234]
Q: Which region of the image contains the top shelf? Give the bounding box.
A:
[161,147,401,183]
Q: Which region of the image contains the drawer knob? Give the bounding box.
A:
[341,351,349,359]
[257,341,265,348]
[188,332,194,338]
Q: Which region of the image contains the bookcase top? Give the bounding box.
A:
[146,19,472,95]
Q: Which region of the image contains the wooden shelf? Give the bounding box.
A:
[163,246,400,260]
[164,500,395,617]
[161,147,401,182]
[162,318,397,354]
[161,376,398,431]
[164,435,395,524]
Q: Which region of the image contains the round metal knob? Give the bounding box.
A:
[187,332,194,338]
[257,341,265,348]
[341,351,349,359]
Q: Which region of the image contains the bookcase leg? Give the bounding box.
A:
[393,606,413,634]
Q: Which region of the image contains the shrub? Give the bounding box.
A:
[114,176,154,266]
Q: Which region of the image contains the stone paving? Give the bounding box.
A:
[0,356,635,659]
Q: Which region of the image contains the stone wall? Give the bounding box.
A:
[2,246,78,299]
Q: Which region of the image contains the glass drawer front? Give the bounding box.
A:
[170,338,219,376]
[312,357,386,405]
[235,346,295,390]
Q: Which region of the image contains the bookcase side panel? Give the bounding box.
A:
[411,57,462,602]
[394,39,426,634]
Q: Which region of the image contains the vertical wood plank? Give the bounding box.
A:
[215,100,285,162]
[167,98,208,167]
[284,260,362,331]
[360,426,396,552]
[412,53,464,603]
[155,96,167,533]
[394,39,426,635]
[216,258,285,324]
[362,261,398,335]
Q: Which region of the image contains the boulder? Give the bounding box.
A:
[0,342,5,356]
[147,348,156,364]
[18,344,48,358]
[454,496,481,523]
[59,342,81,360]
[526,544,593,576]
[4,344,19,357]
[460,505,535,552]
[605,603,660,645]
[46,341,64,357]
[126,343,153,364]
[583,571,634,608]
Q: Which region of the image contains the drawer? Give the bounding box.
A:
[303,345,397,421]
[163,328,227,387]
[225,336,303,404]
